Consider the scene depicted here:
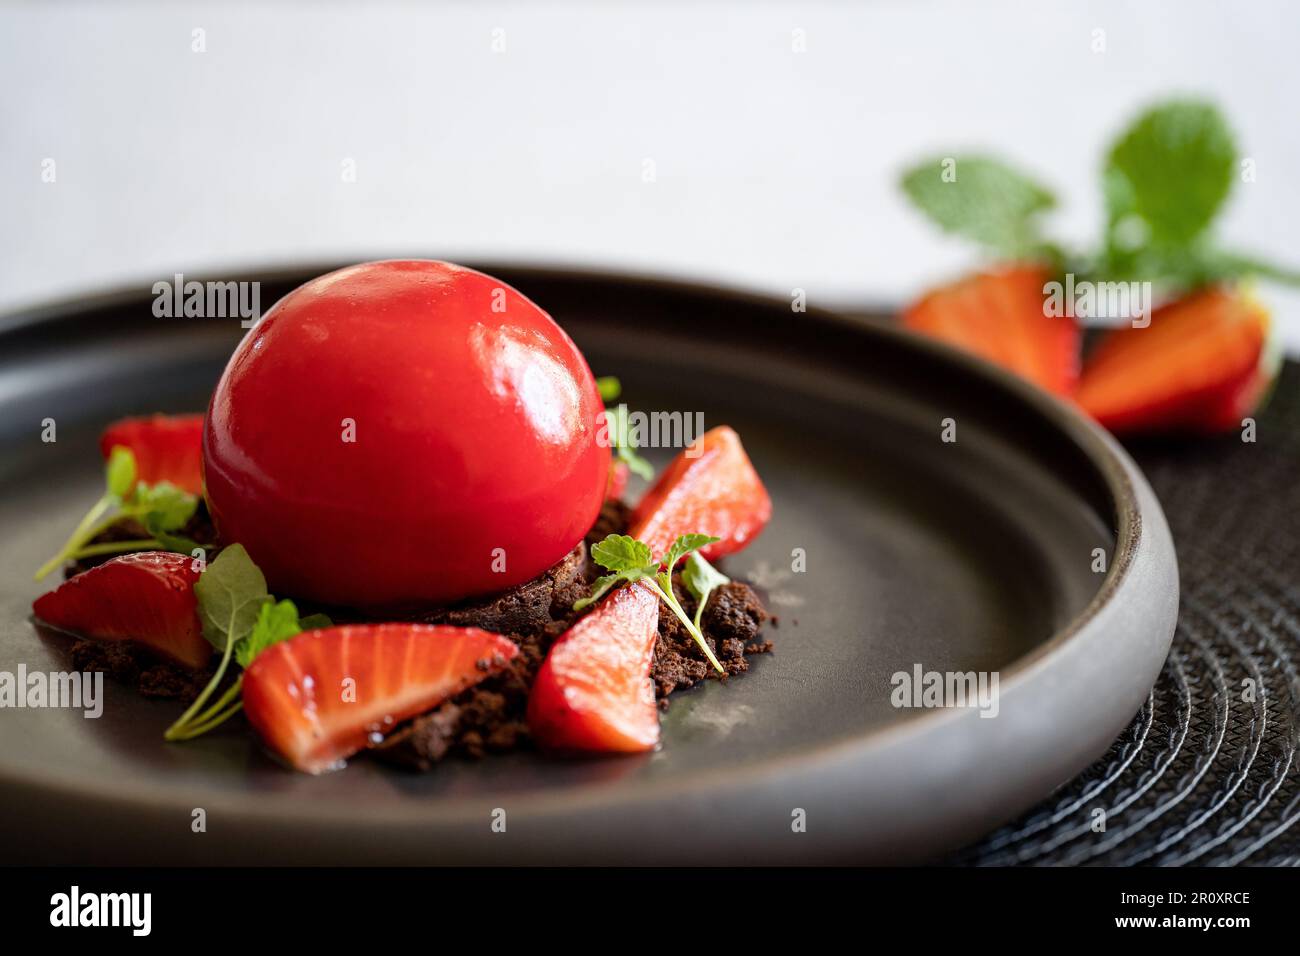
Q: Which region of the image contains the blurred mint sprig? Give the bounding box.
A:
[33,446,199,580]
[595,375,654,481]
[900,98,1300,293]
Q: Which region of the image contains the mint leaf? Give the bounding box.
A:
[135,481,197,532]
[655,535,721,654]
[900,155,1057,257]
[105,446,137,499]
[660,533,719,574]
[236,599,304,668]
[897,98,1300,302]
[576,532,725,673]
[596,376,622,402]
[574,532,662,611]
[167,543,270,742]
[1095,100,1300,292]
[168,550,332,742]
[1105,100,1234,247]
[682,552,729,630]
[590,534,655,574]
[134,481,199,554]
[1182,248,1300,288]
[193,543,270,652]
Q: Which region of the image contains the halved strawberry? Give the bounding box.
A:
[527,582,661,753]
[99,414,205,495]
[32,552,210,669]
[242,624,518,773]
[629,425,771,559]
[902,266,1080,396]
[1076,286,1271,435]
[606,460,630,500]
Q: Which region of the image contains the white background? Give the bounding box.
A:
[3,1,1298,349]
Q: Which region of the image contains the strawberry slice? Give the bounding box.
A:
[527,583,661,753]
[32,552,210,669]
[1076,286,1271,435]
[242,624,518,773]
[629,425,771,559]
[99,414,205,495]
[902,266,1080,396]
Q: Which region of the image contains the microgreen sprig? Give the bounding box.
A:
[164,544,330,741]
[34,446,200,580]
[605,405,655,481]
[597,376,655,482]
[595,376,622,403]
[682,552,730,631]
[576,532,724,673]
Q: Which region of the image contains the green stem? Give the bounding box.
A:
[34,492,116,580]
[168,700,243,740]
[71,538,162,559]
[692,596,709,632]
[80,506,144,543]
[186,678,243,728]
[648,576,724,673]
[165,636,237,741]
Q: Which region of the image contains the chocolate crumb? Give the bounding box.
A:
[68,638,215,702]
[650,578,770,701]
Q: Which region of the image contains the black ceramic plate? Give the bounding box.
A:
[0,265,1178,864]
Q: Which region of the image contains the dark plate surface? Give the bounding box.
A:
[0,265,1178,863]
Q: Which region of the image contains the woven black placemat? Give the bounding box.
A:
[953,361,1300,866]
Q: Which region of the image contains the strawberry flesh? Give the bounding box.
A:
[32,551,210,669]
[902,266,1080,396]
[1197,345,1279,433]
[527,583,661,753]
[241,624,518,773]
[100,414,205,495]
[629,425,772,559]
[1076,287,1270,435]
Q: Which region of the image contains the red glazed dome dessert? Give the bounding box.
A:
[202,260,609,607]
